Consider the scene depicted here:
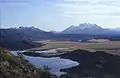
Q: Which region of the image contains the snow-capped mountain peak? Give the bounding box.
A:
[62,23,107,34]
[78,23,102,29]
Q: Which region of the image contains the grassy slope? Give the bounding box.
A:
[0,48,57,78]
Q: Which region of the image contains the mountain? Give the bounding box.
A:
[50,30,58,34]
[0,26,120,47]
[114,28,120,31]
[62,23,118,34]
[0,26,54,41]
[0,26,53,50]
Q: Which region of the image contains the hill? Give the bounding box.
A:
[0,48,57,78]
[0,40,43,50]
[60,49,120,78]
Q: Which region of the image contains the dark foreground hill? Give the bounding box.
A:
[60,49,120,78]
[0,48,57,78]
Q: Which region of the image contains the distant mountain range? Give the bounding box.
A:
[1,25,120,50]
[62,23,120,34]
[0,25,120,42]
[0,26,54,41]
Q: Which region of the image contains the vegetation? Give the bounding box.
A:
[60,49,120,78]
[43,65,51,71]
[36,40,120,56]
[0,48,57,78]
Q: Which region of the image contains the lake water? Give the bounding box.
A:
[35,49,58,53]
[10,49,79,76]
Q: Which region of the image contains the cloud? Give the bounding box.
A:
[58,0,120,7]
[64,11,84,14]
[60,14,72,18]
[63,10,120,17]
[55,0,120,18]
[56,3,77,8]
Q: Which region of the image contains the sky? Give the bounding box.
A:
[0,0,120,31]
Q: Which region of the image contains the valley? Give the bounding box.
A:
[30,40,120,56]
[14,44,120,78]
[1,26,120,78]
[1,0,120,77]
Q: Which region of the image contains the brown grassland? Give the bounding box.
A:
[31,40,120,56]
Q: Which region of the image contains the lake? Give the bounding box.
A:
[10,49,79,76]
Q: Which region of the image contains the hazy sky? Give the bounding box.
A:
[0,0,120,31]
